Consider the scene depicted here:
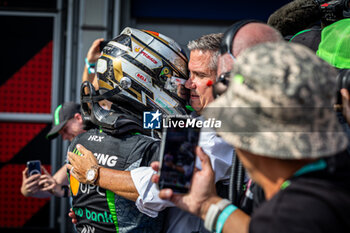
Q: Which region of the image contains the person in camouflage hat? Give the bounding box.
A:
[206,41,347,159]
[157,41,350,233]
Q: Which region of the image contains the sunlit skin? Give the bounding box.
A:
[186,50,216,115]
[58,113,85,142]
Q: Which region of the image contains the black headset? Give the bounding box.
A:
[213,19,261,99]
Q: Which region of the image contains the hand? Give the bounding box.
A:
[67,144,99,184]
[21,168,41,196]
[38,166,59,194]
[341,88,350,125]
[68,208,78,224]
[86,38,104,64]
[152,147,219,219]
[150,161,160,183]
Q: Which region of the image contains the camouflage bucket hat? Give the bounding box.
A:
[204,42,348,159]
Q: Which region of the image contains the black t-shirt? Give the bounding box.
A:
[250,151,350,233]
[68,128,163,233]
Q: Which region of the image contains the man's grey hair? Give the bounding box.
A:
[187,33,223,71]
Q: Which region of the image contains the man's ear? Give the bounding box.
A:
[74,113,83,122]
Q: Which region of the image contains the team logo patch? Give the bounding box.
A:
[143,110,162,129]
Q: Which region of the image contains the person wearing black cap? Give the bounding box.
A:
[46,102,85,141]
[21,102,86,198]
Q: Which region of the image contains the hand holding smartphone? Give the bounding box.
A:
[158,117,200,193]
[26,160,42,176]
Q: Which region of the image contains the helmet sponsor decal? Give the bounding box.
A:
[131,41,162,69]
[136,73,147,82]
[96,59,107,74]
[134,46,141,53]
[141,50,158,64]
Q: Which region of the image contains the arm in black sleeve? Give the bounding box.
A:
[140,140,160,166]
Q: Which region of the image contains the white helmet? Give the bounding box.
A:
[81,28,189,134]
[97,27,189,114]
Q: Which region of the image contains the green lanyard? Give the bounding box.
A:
[280,159,327,190]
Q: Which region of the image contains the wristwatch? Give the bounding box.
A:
[86,165,100,185]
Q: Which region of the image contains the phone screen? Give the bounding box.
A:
[27,160,41,176]
[158,117,200,193]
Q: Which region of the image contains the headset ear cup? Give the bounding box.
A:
[213,82,229,99]
[212,72,231,98]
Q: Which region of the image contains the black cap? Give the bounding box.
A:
[46,102,81,140]
[289,26,321,52]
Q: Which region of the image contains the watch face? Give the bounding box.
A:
[87,169,96,181]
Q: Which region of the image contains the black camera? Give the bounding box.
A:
[318,0,350,25]
[335,69,350,111]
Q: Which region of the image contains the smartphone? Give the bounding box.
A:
[27,160,41,176]
[158,117,200,193]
